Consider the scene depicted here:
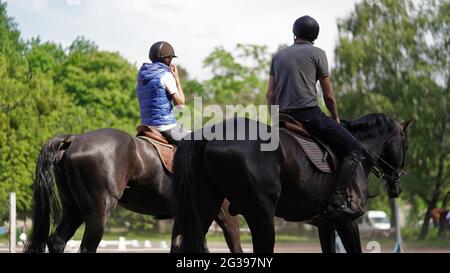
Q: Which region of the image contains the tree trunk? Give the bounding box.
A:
[418,119,447,240]
[441,191,450,208]
[419,198,439,240]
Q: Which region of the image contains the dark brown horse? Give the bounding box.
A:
[173,113,411,253]
[24,128,242,253]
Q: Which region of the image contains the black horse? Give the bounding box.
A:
[24,128,242,253]
[173,113,411,253]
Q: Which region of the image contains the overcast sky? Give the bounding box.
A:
[4,0,365,80]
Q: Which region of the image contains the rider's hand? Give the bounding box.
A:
[170,64,179,80]
[334,116,340,125]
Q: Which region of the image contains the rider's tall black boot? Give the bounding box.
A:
[327,153,362,218]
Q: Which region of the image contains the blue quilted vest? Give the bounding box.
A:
[137,62,177,126]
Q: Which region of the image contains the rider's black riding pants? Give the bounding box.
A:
[289,106,363,159]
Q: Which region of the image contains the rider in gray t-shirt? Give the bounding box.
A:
[270,40,329,112]
[266,16,363,218]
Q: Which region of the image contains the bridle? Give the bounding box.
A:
[364,129,407,187]
[370,154,407,184]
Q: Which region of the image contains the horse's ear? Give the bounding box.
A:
[401,119,414,131]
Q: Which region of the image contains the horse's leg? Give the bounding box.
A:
[213,200,243,253]
[210,163,278,253]
[335,218,362,253]
[317,223,336,253]
[236,173,278,253]
[206,155,279,253]
[79,215,107,253]
[243,210,275,253]
[48,203,83,253]
[177,182,223,253]
[192,194,224,253]
[48,170,84,253]
[177,201,223,252]
[79,195,117,253]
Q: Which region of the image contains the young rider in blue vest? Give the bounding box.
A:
[266,16,363,218]
[137,41,189,145]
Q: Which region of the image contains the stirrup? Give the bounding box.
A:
[325,202,364,219]
[327,192,358,217]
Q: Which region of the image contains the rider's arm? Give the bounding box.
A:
[266,75,276,109]
[266,58,277,116]
[168,64,185,108]
[320,76,340,124]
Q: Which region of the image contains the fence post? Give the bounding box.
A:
[9,192,16,253]
[118,236,127,251]
[392,200,404,253]
[335,233,345,253]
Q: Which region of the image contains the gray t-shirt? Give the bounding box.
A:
[270,41,329,112]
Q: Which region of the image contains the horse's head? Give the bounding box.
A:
[377,119,412,198]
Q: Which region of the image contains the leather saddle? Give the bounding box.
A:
[279,113,337,173]
[136,125,175,174]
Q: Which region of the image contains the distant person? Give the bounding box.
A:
[266,16,363,218]
[136,41,189,145]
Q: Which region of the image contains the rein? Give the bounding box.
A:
[363,134,407,185]
[361,145,406,199]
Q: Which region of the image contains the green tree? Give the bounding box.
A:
[203,44,270,105]
[0,8,89,219]
[332,0,449,238]
[61,36,139,132]
[0,1,36,217]
[0,3,142,224]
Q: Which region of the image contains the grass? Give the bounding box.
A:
[402,237,450,249]
[206,232,318,244]
[66,224,319,244]
[0,233,7,244]
[74,227,450,250]
[14,225,318,244]
[2,225,448,251]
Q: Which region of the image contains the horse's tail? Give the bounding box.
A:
[24,135,73,253]
[173,137,209,252]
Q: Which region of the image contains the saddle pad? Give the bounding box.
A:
[281,128,333,174]
[137,136,175,174]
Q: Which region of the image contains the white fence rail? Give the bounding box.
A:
[9,192,16,253]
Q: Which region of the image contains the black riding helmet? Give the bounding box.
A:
[149,41,177,62]
[293,16,319,42]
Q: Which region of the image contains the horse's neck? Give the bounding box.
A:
[344,113,398,177]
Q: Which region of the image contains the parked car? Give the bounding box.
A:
[358,210,392,237]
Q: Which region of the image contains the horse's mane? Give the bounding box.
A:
[342,113,397,140]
